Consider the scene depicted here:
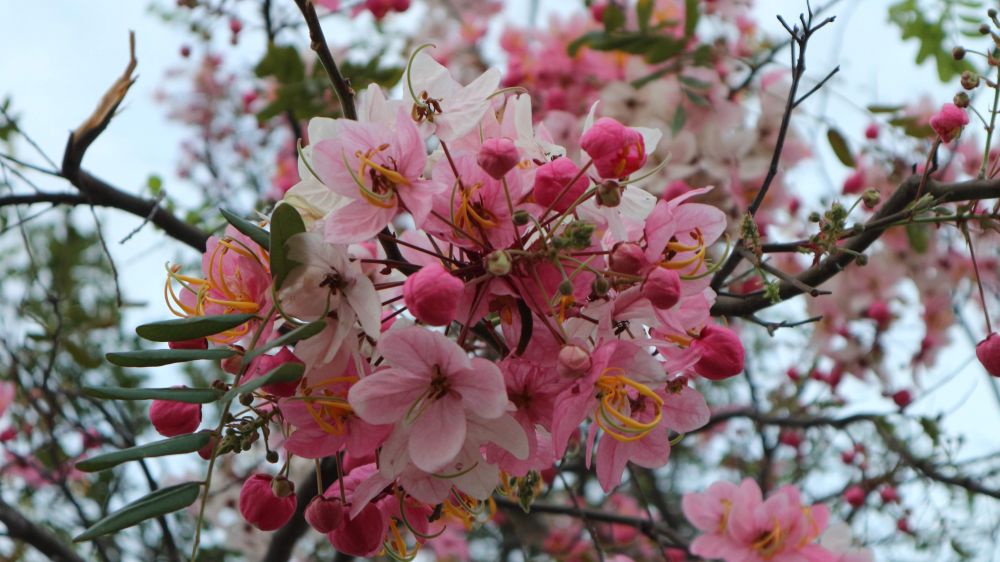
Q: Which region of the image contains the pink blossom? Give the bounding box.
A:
[641,268,681,310]
[348,327,509,473]
[976,332,1000,376]
[477,137,520,179]
[929,103,969,142]
[305,495,345,533]
[580,117,647,178]
[532,157,590,212]
[690,324,745,380]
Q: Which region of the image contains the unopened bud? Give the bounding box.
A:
[990,8,998,18]
[271,476,295,498]
[557,344,591,378]
[954,91,971,108]
[855,254,868,266]
[266,450,279,463]
[961,70,980,90]
[513,210,530,226]
[486,250,512,276]
[596,180,622,207]
[808,211,821,222]
[980,23,990,35]
[862,188,881,209]
[953,46,967,61]
[608,242,647,275]
[558,280,574,296]
[592,275,611,297]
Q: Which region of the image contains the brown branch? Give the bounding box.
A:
[0,497,86,562]
[712,176,1000,317]
[291,0,356,121]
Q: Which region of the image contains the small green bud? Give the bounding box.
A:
[808,211,822,223]
[953,46,967,61]
[954,91,971,108]
[486,250,512,276]
[266,450,279,463]
[558,280,574,296]
[862,188,881,209]
[592,276,611,297]
[596,180,622,207]
[239,393,254,406]
[513,210,530,226]
[855,254,869,266]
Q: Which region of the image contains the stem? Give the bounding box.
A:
[980,66,1000,179]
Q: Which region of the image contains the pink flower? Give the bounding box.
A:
[477,137,520,179]
[348,327,509,473]
[239,474,297,531]
[929,103,969,142]
[312,110,436,243]
[691,324,745,380]
[245,348,303,397]
[976,332,1000,376]
[580,117,647,179]
[608,242,648,275]
[427,154,521,250]
[149,393,201,437]
[683,479,836,562]
[0,381,14,419]
[844,485,866,508]
[403,262,464,326]
[532,157,590,212]
[405,52,502,142]
[305,495,345,533]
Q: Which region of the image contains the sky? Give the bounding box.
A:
[1,0,998,557]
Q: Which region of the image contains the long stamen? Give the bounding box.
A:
[594,368,664,442]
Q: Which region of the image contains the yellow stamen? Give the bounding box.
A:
[750,518,785,559]
[594,367,664,442]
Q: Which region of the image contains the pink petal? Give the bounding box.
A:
[324,200,396,244]
[661,386,711,433]
[347,368,428,424]
[409,395,466,473]
[378,327,471,376]
[450,358,507,419]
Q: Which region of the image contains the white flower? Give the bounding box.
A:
[405,52,501,142]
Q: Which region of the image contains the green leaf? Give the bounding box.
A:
[645,37,686,64]
[255,44,305,84]
[136,314,257,342]
[906,222,930,253]
[83,386,222,404]
[222,362,305,403]
[76,433,212,472]
[679,75,711,91]
[567,31,605,57]
[602,2,626,32]
[74,483,202,542]
[242,319,326,365]
[106,348,237,368]
[269,204,306,290]
[220,208,270,251]
[636,0,653,33]
[671,106,687,135]
[826,128,855,167]
[867,104,904,114]
[918,415,941,445]
[684,0,699,37]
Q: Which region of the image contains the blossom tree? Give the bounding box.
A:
[1,0,999,561]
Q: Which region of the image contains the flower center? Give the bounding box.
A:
[411,90,443,123]
[299,378,358,436]
[451,181,497,240]
[660,228,706,274]
[593,368,663,442]
[751,518,786,559]
[345,144,409,209]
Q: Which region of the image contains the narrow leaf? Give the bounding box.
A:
[826,128,855,167]
[106,348,236,368]
[269,204,306,290]
[684,0,699,37]
[242,320,326,365]
[135,314,256,342]
[222,362,305,403]
[867,104,903,114]
[83,386,222,404]
[76,433,212,472]
[220,208,270,251]
[74,483,202,542]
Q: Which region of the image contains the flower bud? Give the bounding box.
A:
[246,348,304,397]
[596,180,622,207]
[975,332,1000,376]
[512,209,530,225]
[486,250,512,276]
[880,486,900,504]
[865,300,891,329]
[168,337,208,350]
[477,137,520,180]
[891,389,913,408]
[557,344,591,378]
[953,46,967,60]
[558,279,574,296]
[842,170,865,194]
[844,485,866,508]
[239,474,297,531]
[149,392,202,437]
[954,91,970,108]
[197,430,218,460]
[580,117,646,179]
[608,242,647,276]
[305,495,345,533]
[221,347,244,374]
[960,70,979,90]
[532,158,589,212]
[929,103,969,142]
[403,262,464,326]
[641,268,681,310]
[592,275,611,297]
[864,123,879,140]
[862,188,881,209]
[691,324,745,381]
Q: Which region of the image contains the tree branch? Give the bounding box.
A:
[0,497,86,562]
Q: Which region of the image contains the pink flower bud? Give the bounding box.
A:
[305,495,345,533]
[866,300,891,329]
[246,348,303,397]
[641,268,681,310]
[891,389,913,409]
[897,518,911,533]
[477,137,520,179]
[557,344,592,378]
[880,485,900,504]
[976,332,1000,376]
[842,170,865,194]
[532,158,590,212]
[778,430,803,448]
[865,123,879,140]
[403,262,464,326]
[196,431,218,460]
[844,485,866,508]
[929,103,969,142]
[168,338,208,350]
[239,474,297,531]
[580,117,646,178]
[149,392,202,437]
[608,242,647,275]
[691,325,745,381]
[228,18,242,34]
[329,501,387,556]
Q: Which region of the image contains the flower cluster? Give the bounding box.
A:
[159,50,748,557]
